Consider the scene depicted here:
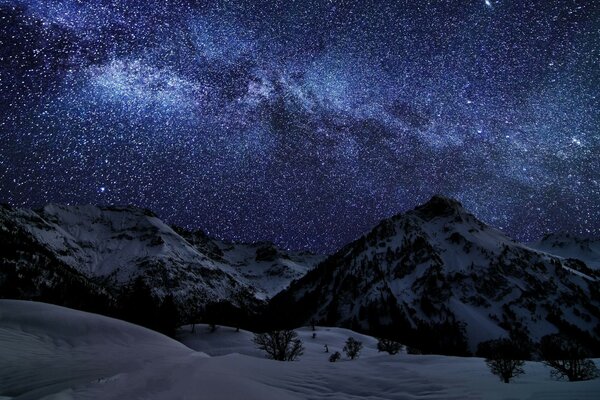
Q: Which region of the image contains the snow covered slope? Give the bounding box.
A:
[270,196,600,354]
[530,233,600,270]
[174,227,323,299]
[0,205,321,315]
[216,241,323,299]
[0,300,194,399]
[2,300,599,400]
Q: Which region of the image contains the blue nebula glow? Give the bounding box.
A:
[1,0,598,251]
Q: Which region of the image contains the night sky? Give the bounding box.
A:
[1,0,598,252]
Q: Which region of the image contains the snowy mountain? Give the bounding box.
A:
[0,204,322,319]
[2,198,599,356]
[174,227,323,300]
[269,196,600,355]
[529,233,600,270]
[3,300,599,399]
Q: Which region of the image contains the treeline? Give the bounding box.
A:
[478,335,599,382]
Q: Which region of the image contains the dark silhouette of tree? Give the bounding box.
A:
[204,301,219,332]
[329,351,341,362]
[118,278,180,337]
[540,334,599,381]
[156,294,179,337]
[120,276,157,329]
[477,338,527,383]
[253,330,304,361]
[203,300,247,332]
[377,338,402,355]
[343,337,363,360]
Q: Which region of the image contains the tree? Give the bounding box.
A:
[156,294,179,337]
[377,338,402,355]
[343,337,363,360]
[540,334,599,381]
[329,351,341,362]
[204,301,220,332]
[119,276,158,330]
[253,330,304,361]
[477,338,527,383]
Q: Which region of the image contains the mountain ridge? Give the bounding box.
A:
[267,195,600,355]
[1,197,599,356]
[0,203,323,320]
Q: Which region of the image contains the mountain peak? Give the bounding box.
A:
[412,195,465,220]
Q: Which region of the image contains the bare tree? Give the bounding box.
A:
[343,337,363,360]
[253,330,304,361]
[540,334,599,382]
[377,338,402,355]
[477,338,528,383]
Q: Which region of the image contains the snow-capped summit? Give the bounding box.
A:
[270,195,600,354]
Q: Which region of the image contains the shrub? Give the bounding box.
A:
[329,351,341,362]
[478,338,527,383]
[253,330,304,361]
[377,338,402,355]
[343,337,363,360]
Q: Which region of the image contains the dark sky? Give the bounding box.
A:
[1,0,598,252]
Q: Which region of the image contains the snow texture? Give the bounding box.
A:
[1,300,599,399]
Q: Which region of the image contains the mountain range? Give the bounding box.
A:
[1,197,598,355]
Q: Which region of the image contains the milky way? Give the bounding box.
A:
[1,0,599,251]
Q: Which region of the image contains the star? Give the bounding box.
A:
[0,0,598,251]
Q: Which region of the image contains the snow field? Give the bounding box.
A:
[2,300,599,399]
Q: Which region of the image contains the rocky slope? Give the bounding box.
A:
[269,196,600,355]
[530,232,600,270]
[2,198,599,355]
[0,204,322,319]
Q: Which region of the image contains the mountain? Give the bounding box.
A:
[0,204,322,321]
[2,198,599,356]
[174,227,323,300]
[529,232,600,270]
[269,196,600,355]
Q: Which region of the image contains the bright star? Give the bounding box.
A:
[485,0,492,7]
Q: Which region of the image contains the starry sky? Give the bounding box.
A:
[0,0,598,252]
